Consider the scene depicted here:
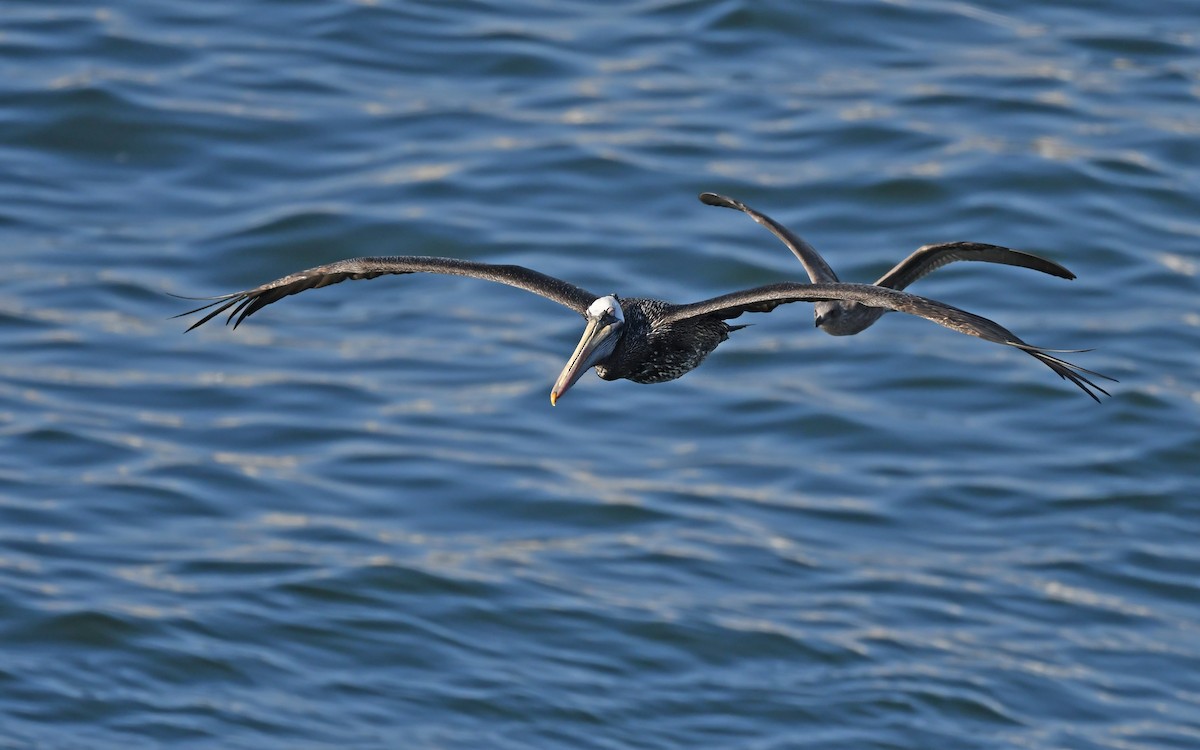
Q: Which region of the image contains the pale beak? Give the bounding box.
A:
[550,316,617,405]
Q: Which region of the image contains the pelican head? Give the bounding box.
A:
[550,295,625,405]
[812,301,841,331]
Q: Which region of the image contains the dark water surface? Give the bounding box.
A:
[3,1,1199,748]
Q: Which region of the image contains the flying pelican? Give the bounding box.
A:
[701,192,1076,335]
[177,252,1112,403]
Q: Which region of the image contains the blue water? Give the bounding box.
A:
[2,1,1199,748]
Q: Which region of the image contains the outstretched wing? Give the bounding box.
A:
[666,281,1114,402]
[700,192,839,283]
[874,242,1075,289]
[175,255,600,331]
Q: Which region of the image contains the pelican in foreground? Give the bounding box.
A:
[177,251,1112,403]
[701,192,1077,335]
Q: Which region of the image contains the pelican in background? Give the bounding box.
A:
[701,191,1077,335]
[177,238,1112,403]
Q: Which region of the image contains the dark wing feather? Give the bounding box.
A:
[175,256,600,331]
[874,242,1076,289]
[665,281,1114,402]
[699,192,839,282]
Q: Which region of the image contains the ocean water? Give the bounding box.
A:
[2,1,1198,748]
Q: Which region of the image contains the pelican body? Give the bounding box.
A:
[555,296,742,399]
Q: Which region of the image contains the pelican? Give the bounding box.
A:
[177,251,1112,403]
[701,192,1076,335]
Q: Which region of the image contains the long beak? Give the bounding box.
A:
[550,317,615,406]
